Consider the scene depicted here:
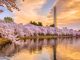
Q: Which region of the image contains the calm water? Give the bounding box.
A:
[0,38,80,60]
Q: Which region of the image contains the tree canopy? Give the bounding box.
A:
[4,17,14,23]
[50,24,55,27]
[30,21,43,26]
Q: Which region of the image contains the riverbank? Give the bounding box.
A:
[20,35,80,40]
[0,38,11,45]
[0,37,80,60]
[0,35,80,47]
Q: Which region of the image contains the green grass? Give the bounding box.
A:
[20,35,57,41]
[19,35,79,41]
[26,35,56,39]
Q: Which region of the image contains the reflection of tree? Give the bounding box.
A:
[0,0,24,12]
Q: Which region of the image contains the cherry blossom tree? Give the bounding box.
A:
[0,0,24,12]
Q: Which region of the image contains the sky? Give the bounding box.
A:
[0,0,80,30]
[56,0,80,30]
[0,6,13,19]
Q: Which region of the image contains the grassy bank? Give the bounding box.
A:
[0,38,11,46]
[25,36,56,39]
[20,35,56,40]
[20,35,80,40]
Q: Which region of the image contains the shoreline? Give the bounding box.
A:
[0,35,80,46]
[20,35,80,39]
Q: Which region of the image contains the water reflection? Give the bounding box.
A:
[57,38,80,60]
[0,38,80,60]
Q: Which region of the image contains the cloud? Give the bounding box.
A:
[13,0,47,24]
[52,0,80,29]
[13,0,80,29]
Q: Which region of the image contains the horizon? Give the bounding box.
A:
[0,0,80,30]
[0,19,79,30]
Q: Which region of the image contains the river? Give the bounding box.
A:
[0,37,80,60]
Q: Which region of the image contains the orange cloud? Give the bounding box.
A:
[13,0,80,29]
[13,0,47,24]
[56,0,80,28]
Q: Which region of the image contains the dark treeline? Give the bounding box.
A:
[2,16,55,27]
[30,21,55,27]
[30,21,43,26]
